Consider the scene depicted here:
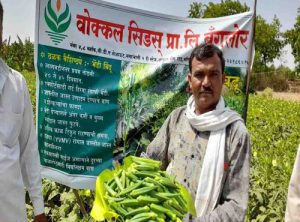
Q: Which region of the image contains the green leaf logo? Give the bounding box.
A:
[44,0,71,44]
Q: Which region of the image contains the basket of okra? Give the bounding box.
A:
[91,156,196,222]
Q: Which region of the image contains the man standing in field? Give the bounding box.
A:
[146,43,251,221]
[0,2,47,221]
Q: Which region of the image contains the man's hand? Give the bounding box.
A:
[33,213,47,222]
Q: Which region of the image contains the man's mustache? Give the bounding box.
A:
[200,88,213,94]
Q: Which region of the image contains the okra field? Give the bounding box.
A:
[22,70,300,222]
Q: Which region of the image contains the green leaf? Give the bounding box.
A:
[48,190,59,200]
[65,210,79,222]
[57,14,71,33]
[47,0,58,25]
[259,206,266,212]
[44,7,58,32]
[255,191,264,204]
[58,3,70,24]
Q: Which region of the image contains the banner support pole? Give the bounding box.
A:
[243,0,257,123]
[73,189,88,216]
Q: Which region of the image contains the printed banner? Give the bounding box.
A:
[35,0,254,189]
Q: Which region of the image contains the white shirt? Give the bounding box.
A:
[0,59,44,222]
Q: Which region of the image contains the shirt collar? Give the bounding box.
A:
[0,58,10,94]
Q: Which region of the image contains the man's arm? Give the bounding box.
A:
[145,113,172,170]
[18,78,46,220]
[194,126,251,222]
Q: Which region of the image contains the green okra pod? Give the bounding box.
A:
[134,164,159,171]
[114,175,124,191]
[133,171,158,179]
[149,203,176,221]
[142,181,155,187]
[130,212,157,220]
[130,185,158,197]
[121,170,126,188]
[125,176,130,188]
[144,177,164,189]
[125,206,150,217]
[157,177,179,189]
[104,182,117,197]
[127,216,153,222]
[104,195,125,202]
[118,199,140,207]
[117,181,143,197]
[156,192,181,198]
[110,202,128,217]
[174,195,188,211]
[131,156,161,168]
[163,201,184,218]
[136,195,160,204]
[126,172,139,182]
[167,199,186,214]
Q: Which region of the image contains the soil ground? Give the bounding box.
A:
[272,92,300,102]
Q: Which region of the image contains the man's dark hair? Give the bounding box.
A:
[189,43,225,73]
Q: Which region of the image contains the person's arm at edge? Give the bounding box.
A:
[285,145,300,222]
[18,76,46,221]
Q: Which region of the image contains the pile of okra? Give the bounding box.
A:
[103,156,188,222]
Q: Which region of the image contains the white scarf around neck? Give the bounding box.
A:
[186,95,242,217]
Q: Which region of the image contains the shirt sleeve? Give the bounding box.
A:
[145,113,172,170]
[18,78,45,216]
[285,145,300,222]
[193,125,251,222]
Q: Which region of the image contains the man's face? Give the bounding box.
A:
[188,53,225,115]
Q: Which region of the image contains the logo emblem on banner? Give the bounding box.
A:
[44,0,71,45]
